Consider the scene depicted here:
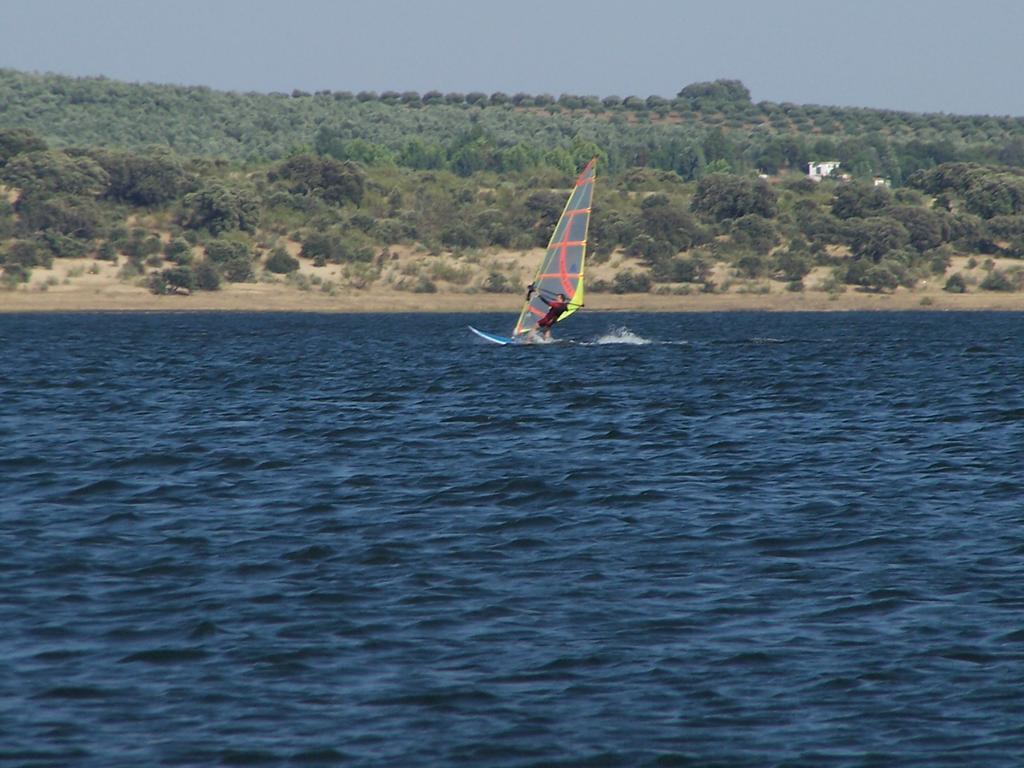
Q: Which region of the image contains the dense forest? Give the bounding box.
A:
[3,69,1024,298]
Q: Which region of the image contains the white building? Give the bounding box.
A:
[807,160,841,182]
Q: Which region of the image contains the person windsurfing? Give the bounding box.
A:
[526,283,574,339]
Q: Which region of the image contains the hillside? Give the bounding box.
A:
[2,69,1024,181]
[3,70,1024,312]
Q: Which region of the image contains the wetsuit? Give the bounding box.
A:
[537,296,569,330]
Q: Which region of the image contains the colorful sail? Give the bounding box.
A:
[513,158,596,337]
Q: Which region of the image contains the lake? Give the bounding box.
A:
[1,311,1022,767]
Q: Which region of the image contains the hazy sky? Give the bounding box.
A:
[2,0,1022,116]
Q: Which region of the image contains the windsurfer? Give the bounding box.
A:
[531,285,570,339]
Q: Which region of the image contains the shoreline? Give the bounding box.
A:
[5,286,1024,313]
[4,255,1024,314]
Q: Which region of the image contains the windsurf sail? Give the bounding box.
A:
[513,158,596,338]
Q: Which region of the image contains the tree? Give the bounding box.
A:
[613,269,653,293]
[86,147,189,206]
[731,214,778,255]
[194,259,221,290]
[270,154,365,204]
[846,217,910,262]
[980,269,1016,291]
[691,173,777,221]
[0,128,47,167]
[265,247,299,274]
[774,247,813,281]
[180,182,260,234]
[14,194,104,239]
[963,174,1024,218]
[4,239,51,268]
[831,183,891,219]
[943,273,967,293]
[639,194,702,251]
[2,150,109,197]
[162,265,197,292]
[887,205,947,252]
[203,239,254,282]
[862,263,900,292]
[677,80,752,110]
[398,139,446,171]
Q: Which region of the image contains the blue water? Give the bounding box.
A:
[1,311,1023,767]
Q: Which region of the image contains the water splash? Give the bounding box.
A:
[592,326,652,345]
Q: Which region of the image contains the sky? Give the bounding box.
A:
[2,0,1023,116]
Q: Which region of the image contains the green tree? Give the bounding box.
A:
[943,273,967,293]
[15,194,104,239]
[181,182,260,234]
[2,150,109,197]
[887,205,947,252]
[691,173,777,221]
[265,247,299,274]
[862,263,900,292]
[398,139,446,171]
[204,239,254,282]
[831,183,891,219]
[677,80,752,110]
[269,154,365,205]
[4,239,51,268]
[980,269,1016,291]
[846,217,910,261]
[86,147,189,206]
[613,269,653,293]
[194,259,221,290]
[0,128,47,167]
[640,194,702,250]
[731,214,778,255]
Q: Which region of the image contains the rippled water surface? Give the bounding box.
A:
[2,311,1023,767]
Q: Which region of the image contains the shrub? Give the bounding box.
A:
[194,259,221,291]
[4,240,51,268]
[980,269,1015,291]
[735,253,767,279]
[774,248,813,281]
[613,269,653,293]
[1,262,31,286]
[731,214,778,255]
[862,263,900,292]
[299,231,373,264]
[97,241,117,262]
[691,173,777,221]
[482,271,512,293]
[943,273,967,293]
[412,276,437,293]
[163,265,196,292]
[181,182,260,234]
[146,271,168,295]
[164,238,193,264]
[151,266,209,295]
[265,247,300,274]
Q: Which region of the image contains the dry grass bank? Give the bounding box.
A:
[3,252,1024,314]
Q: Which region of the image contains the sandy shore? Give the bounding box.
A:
[3,255,1024,313]
[7,283,1024,313]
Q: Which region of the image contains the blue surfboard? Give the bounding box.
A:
[468,325,518,345]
